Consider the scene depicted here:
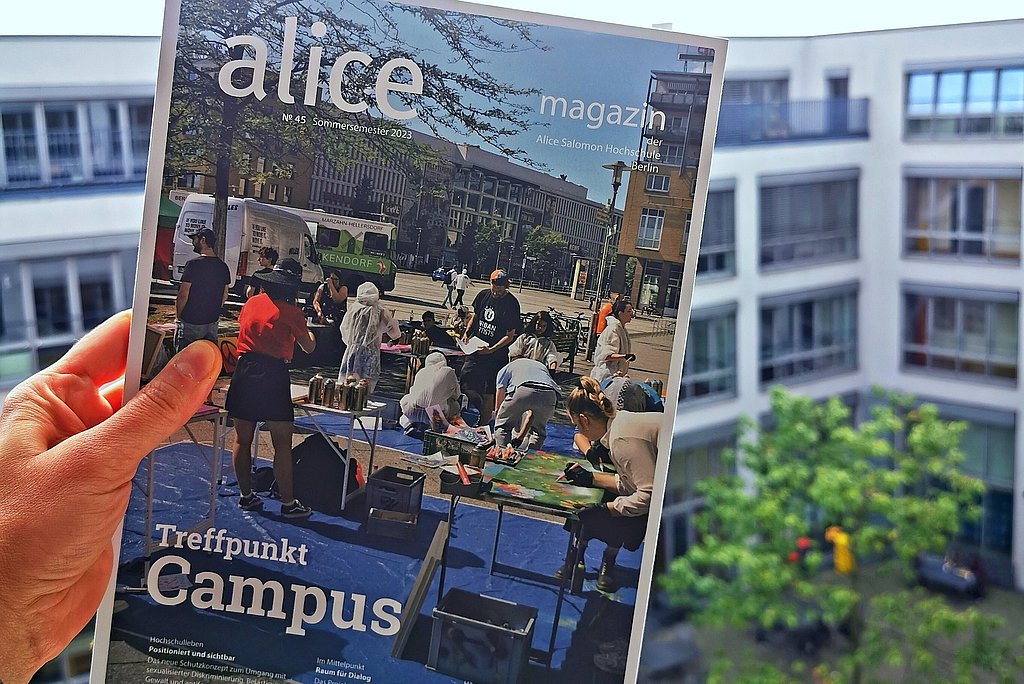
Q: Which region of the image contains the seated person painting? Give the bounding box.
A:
[507,310,560,371]
[492,356,561,450]
[420,310,458,349]
[559,376,660,592]
[399,351,465,432]
[572,377,663,471]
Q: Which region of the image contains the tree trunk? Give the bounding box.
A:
[213,98,240,263]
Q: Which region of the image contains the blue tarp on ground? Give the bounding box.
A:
[111,443,641,683]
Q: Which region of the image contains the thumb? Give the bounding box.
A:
[61,341,222,480]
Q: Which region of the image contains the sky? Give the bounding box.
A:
[2,0,1021,37]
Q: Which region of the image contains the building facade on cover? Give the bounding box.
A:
[612,46,713,318]
[666,19,1024,591]
[0,36,155,396]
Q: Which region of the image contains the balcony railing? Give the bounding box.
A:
[716,98,869,146]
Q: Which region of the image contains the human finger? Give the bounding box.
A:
[100,377,126,412]
[55,340,221,481]
[48,311,131,388]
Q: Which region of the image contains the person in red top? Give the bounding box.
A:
[595,291,623,335]
[225,258,316,519]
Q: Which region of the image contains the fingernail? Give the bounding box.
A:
[170,341,218,383]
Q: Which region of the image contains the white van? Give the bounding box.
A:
[172,194,323,294]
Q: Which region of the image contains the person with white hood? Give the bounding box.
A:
[590,299,636,383]
[338,282,401,392]
[399,352,465,430]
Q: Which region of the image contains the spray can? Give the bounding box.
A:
[307,374,322,404]
[355,379,369,411]
[323,378,336,408]
[338,378,349,410]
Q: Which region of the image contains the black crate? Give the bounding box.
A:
[428,588,537,684]
[366,466,425,515]
[422,430,479,461]
[366,508,417,540]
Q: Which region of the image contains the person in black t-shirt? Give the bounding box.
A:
[175,227,231,353]
[460,269,521,425]
[245,246,278,298]
[421,310,458,349]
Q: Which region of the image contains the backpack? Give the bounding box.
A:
[290,433,365,514]
[445,269,455,286]
[600,377,665,413]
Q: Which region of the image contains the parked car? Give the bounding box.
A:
[431,267,448,281]
[913,552,984,599]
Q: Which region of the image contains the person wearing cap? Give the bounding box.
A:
[226,258,316,519]
[175,227,231,353]
[453,268,472,307]
[461,269,521,425]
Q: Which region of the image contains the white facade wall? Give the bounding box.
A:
[675,19,1024,589]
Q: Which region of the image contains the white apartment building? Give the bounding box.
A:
[0,36,156,394]
[665,19,1024,591]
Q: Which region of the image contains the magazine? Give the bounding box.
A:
[91,1,726,682]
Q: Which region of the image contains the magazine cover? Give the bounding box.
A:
[90,1,726,682]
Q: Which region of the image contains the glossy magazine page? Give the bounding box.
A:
[90,1,726,682]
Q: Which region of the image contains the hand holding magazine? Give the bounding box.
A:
[88,1,726,682]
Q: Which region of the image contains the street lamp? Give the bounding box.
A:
[594,161,628,306]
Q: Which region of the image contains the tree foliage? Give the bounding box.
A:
[662,387,1024,683]
[165,0,545,254]
[525,226,567,269]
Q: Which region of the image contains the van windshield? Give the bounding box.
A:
[363,232,389,256]
[304,234,319,264]
[316,226,340,248]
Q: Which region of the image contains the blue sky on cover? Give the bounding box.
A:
[362,5,698,205]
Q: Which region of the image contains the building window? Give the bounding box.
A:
[662,424,737,558]
[760,285,858,385]
[87,102,123,178]
[904,176,1021,261]
[45,105,82,181]
[760,174,858,268]
[658,145,684,166]
[2,109,41,183]
[129,102,153,174]
[1,98,152,188]
[78,255,115,330]
[646,174,670,193]
[906,66,1024,138]
[636,208,664,250]
[31,260,72,337]
[697,189,735,276]
[903,286,1018,383]
[0,262,27,344]
[680,306,736,403]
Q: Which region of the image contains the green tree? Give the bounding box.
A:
[662,387,1024,684]
[523,226,567,286]
[524,226,567,269]
[623,256,639,296]
[468,219,503,276]
[165,0,544,256]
